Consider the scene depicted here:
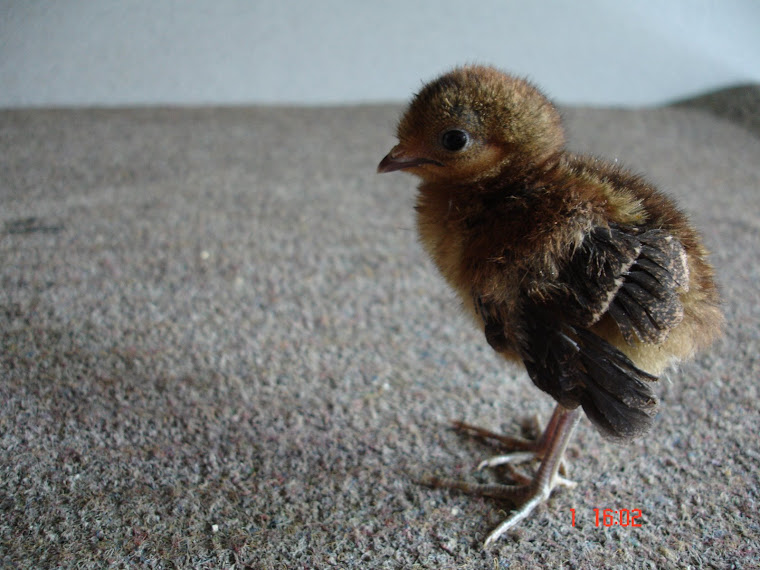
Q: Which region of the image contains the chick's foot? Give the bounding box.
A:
[426,405,581,547]
[452,404,573,479]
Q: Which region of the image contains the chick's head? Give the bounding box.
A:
[378,65,565,184]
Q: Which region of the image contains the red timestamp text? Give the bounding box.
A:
[569,508,643,527]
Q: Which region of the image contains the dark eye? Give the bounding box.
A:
[441,129,469,151]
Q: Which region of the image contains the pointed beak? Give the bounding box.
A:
[377,145,443,173]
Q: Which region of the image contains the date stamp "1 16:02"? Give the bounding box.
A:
[571,509,643,527]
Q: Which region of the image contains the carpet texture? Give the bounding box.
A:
[1,88,759,568]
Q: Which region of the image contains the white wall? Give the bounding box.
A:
[1,0,759,108]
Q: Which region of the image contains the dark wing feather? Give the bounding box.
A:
[550,224,688,344]
[556,225,641,327]
[518,306,658,439]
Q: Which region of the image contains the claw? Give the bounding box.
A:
[483,490,550,548]
[475,452,541,471]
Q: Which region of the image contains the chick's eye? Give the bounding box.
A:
[441,129,469,151]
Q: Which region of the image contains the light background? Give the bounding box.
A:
[1,0,759,108]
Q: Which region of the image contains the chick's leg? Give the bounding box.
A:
[428,405,581,547]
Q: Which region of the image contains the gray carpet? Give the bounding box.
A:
[1,88,759,568]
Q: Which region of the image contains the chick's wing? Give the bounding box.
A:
[532,223,689,344]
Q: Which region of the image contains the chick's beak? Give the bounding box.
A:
[377,144,443,173]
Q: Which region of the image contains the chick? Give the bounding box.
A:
[378,65,723,547]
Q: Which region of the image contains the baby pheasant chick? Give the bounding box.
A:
[378,65,723,547]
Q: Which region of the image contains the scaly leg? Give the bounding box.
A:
[427,405,581,547]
